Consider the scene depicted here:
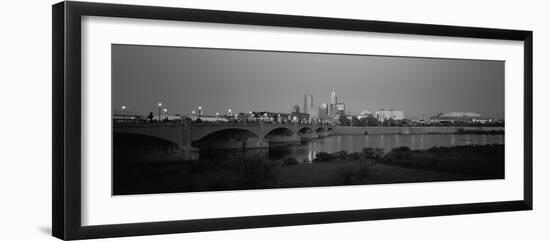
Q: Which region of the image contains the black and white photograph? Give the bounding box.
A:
[0,0,540,240]
[112,44,505,195]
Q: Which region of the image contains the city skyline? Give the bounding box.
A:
[112,44,505,119]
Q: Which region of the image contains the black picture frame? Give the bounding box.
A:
[52,1,533,240]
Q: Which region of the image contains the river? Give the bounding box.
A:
[199,134,505,163]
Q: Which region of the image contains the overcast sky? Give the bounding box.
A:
[112,44,504,119]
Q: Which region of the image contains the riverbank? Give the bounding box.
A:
[113,144,504,195]
[333,126,504,135]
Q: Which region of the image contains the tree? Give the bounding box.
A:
[338,115,350,126]
[364,115,379,126]
[351,116,361,126]
[384,118,396,126]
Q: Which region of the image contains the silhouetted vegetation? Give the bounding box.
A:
[362,147,384,160]
[313,148,384,162]
[379,144,504,177]
[313,151,355,162]
[281,157,299,166]
[313,152,336,162]
[114,144,504,195]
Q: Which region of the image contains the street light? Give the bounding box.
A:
[216,112,219,122]
[121,105,126,122]
[191,110,196,122]
[228,108,232,117]
[157,102,162,123]
[198,106,202,119]
[163,108,168,122]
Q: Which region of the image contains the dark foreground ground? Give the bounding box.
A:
[113,144,504,195]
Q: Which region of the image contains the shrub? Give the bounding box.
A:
[334,150,349,160]
[314,152,334,162]
[377,144,504,177]
[347,151,364,160]
[382,146,412,164]
[282,157,299,166]
[394,146,412,153]
[362,147,384,160]
[314,151,372,163]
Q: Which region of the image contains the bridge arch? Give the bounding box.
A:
[193,128,260,142]
[297,127,314,134]
[113,133,182,163]
[192,128,264,150]
[191,125,261,141]
[315,127,326,133]
[264,126,295,139]
[264,126,299,143]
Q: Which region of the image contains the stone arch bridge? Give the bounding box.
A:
[113,120,333,160]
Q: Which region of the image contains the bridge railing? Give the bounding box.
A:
[113,120,335,128]
[191,122,332,127]
[113,122,186,128]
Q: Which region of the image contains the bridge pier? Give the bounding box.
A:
[180,145,200,161]
[193,137,269,150]
[245,138,269,148]
[266,133,301,145]
[299,133,319,140]
[317,131,329,138]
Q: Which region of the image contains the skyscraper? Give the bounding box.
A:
[303,94,313,114]
[329,90,337,117]
[336,103,346,116]
[318,102,328,119]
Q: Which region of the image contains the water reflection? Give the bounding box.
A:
[200,134,504,163]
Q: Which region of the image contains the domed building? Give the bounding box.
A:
[431,112,482,123]
[360,110,371,116]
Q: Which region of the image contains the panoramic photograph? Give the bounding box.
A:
[111,44,505,195]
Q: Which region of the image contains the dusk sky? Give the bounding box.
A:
[112,44,504,119]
